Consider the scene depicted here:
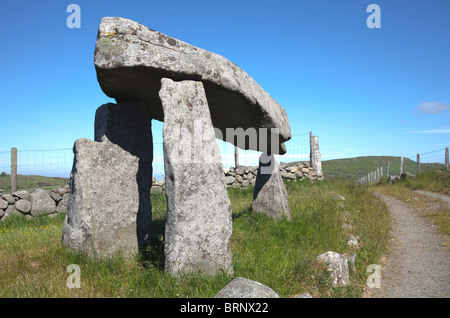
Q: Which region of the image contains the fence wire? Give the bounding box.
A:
[358,147,448,184]
[0,132,312,192]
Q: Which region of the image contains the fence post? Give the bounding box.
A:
[387,162,390,177]
[234,146,239,168]
[309,131,313,168]
[309,132,322,176]
[400,157,404,175]
[416,154,420,175]
[11,147,17,193]
[446,147,449,170]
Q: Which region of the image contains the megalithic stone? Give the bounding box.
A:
[62,101,153,257]
[94,101,153,252]
[94,17,291,154]
[252,153,291,220]
[63,137,143,258]
[159,78,233,276]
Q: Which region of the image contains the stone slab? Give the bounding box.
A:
[94,17,291,154]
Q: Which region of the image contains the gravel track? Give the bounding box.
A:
[366,192,449,298]
[414,190,450,205]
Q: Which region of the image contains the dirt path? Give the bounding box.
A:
[366,192,449,298]
[414,190,450,205]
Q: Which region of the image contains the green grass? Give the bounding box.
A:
[322,156,444,180]
[399,169,450,195]
[0,178,390,298]
[0,174,69,193]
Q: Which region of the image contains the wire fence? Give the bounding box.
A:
[0,133,312,193]
[0,148,73,193]
[357,147,449,184]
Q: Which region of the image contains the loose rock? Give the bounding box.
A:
[214,277,280,298]
[316,251,350,287]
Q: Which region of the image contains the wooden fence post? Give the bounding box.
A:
[400,156,404,175]
[309,131,313,168]
[234,146,239,168]
[387,162,390,177]
[309,132,322,176]
[446,147,449,170]
[416,154,420,174]
[11,147,17,193]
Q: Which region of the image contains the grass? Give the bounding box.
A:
[0,174,69,193]
[398,169,450,195]
[0,178,390,298]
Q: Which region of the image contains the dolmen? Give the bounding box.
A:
[62,17,292,276]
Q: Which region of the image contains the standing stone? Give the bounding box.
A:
[94,100,153,252]
[159,78,233,276]
[30,189,56,216]
[63,100,153,257]
[252,153,291,220]
[62,137,142,257]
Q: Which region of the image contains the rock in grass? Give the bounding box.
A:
[316,251,350,287]
[214,277,280,298]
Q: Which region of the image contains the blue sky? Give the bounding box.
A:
[1,0,449,173]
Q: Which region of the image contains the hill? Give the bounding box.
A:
[322,156,444,180]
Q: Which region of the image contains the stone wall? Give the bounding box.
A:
[0,185,69,221]
[151,161,324,192]
[1,160,323,219]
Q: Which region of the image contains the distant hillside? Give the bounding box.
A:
[322,156,445,180]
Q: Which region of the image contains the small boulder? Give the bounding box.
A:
[0,198,8,210]
[30,189,56,216]
[214,277,280,298]
[348,234,359,248]
[56,194,68,214]
[2,205,22,220]
[2,194,15,205]
[15,199,32,214]
[12,190,30,201]
[316,251,350,287]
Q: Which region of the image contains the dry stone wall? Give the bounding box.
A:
[151,161,323,192]
[1,160,323,220]
[0,185,69,221]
